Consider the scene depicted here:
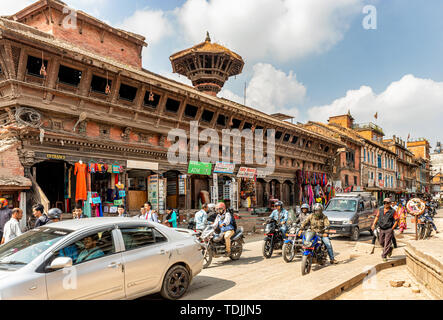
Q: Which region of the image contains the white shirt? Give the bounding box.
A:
[2,218,22,243]
[140,210,159,223]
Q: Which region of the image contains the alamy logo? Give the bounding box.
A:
[167,121,276,175]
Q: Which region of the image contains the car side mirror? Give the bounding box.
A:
[47,257,73,270]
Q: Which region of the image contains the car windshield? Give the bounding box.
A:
[0,227,71,270]
[326,199,357,212]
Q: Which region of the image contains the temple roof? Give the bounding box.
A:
[170,32,243,62]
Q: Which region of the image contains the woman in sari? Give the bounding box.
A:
[396,202,408,233]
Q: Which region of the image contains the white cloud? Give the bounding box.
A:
[118,9,173,45]
[220,63,305,117]
[306,74,443,146]
[1,0,34,16]
[175,0,362,62]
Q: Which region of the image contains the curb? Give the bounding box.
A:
[313,256,406,300]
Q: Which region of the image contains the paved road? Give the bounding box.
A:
[142,230,375,300]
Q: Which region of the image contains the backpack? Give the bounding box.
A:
[228,208,237,231]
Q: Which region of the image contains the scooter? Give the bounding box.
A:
[300,230,328,275]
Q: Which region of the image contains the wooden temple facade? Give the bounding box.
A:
[0,0,344,219]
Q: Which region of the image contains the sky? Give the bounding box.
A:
[3,0,443,149]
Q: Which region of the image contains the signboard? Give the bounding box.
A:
[211,173,219,204]
[114,199,123,206]
[214,162,235,174]
[148,175,159,211]
[118,190,126,197]
[237,167,257,179]
[46,154,66,160]
[126,160,158,171]
[379,180,384,188]
[178,175,186,195]
[158,178,166,215]
[187,161,212,175]
[256,168,273,178]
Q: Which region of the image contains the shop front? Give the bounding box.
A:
[188,161,212,209]
[212,162,237,209]
[31,152,127,218]
[237,167,257,211]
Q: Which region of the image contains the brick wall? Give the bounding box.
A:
[21,9,143,68]
[0,143,25,177]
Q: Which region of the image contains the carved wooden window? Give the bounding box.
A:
[275,131,283,140]
[118,83,137,102]
[143,91,161,109]
[184,104,198,118]
[26,55,48,78]
[283,133,290,142]
[243,122,252,130]
[91,75,112,94]
[291,136,298,144]
[58,65,82,86]
[201,109,214,123]
[230,118,241,129]
[165,98,180,113]
[216,114,227,126]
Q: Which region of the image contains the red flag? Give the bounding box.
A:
[374,112,378,120]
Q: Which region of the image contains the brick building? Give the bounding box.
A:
[0,0,344,223]
[407,138,431,195]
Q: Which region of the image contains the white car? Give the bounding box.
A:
[0,217,203,300]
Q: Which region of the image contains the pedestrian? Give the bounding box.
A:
[164,208,178,228]
[371,198,398,262]
[1,208,23,244]
[72,205,84,219]
[195,203,209,231]
[32,204,49,228]
[0,198,12,241]
[144,202,159,223]
[138,206,146,219]
[396,201,408,233]
[117,205,128,217]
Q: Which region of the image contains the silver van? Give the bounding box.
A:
[323,192,378,241]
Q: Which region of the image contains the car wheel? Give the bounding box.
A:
[350,227,360,241]
[160,265,190,300]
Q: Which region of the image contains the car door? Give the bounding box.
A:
[45,228,125,300]
[118,224,172,298]
[357,201,368,230]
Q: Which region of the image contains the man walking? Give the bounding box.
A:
[0,198,12,241]
[1,208,23,244]
[371,198,398,262]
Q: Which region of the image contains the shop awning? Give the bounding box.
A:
[0,175,32,191]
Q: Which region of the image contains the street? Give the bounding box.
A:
[142,231,376,300]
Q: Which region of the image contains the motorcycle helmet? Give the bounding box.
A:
[275,201,283,208]
[0,198,8,209]
[312,203,323,216]
[301,203,310,211]
[48,208,62,220]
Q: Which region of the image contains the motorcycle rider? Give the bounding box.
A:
[269,201,289,239]
[421,205,439,233]
[212,202,235,256]
[299,203,338,264]
[47,208,62,224]
[296,203,310,224]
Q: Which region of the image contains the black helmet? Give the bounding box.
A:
[48,208,62,220]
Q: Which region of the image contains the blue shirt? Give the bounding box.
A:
[212,211,234,233]
[76,247,105,263]
[195,209,208,230]
[269,209,289,224]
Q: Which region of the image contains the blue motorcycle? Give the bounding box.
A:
[300,230,328,275]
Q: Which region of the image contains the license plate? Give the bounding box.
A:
[328,229,336,234]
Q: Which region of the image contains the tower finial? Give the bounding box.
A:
[205,31,211,42]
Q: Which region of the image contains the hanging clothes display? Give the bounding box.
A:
[83,192,92,217]
[74,162,88,202]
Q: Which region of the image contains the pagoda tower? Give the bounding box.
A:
[170,32,244,96]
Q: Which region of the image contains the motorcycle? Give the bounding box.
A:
[300,230,328,275]
[417,212,435,239]
[199,224,245,268]
[262,218,285,259]
[282,222,303,263]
